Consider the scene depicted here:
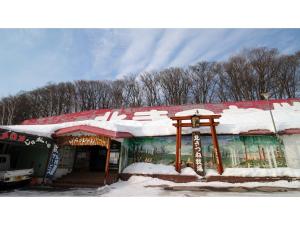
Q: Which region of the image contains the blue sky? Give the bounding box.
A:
[0,28,299,97]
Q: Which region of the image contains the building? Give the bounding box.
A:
[1,98,300,186]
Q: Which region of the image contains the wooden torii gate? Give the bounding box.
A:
[170,114,224,175]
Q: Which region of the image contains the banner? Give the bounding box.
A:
[46,145,60,178]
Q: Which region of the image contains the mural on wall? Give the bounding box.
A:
[121,135,287,170]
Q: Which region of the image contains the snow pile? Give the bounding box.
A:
[122,162,199,176]
[123,162,178,175]
[1,101,300,137]
[0,118,176,138]
[176,103,300,134]
[100,175,300,197]
[122,163,300,178]
[206,168,300,177]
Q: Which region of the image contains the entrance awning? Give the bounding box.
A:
[53,125,133,139]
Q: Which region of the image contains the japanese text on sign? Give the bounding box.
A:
[192,131,205,176]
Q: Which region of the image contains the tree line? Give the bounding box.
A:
[1,47,300,125]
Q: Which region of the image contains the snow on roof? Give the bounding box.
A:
[1,99,300,138]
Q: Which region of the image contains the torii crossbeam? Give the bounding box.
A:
[170,114,224,175]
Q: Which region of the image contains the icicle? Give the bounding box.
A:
[265,147,273,168]
[270,146,278,168]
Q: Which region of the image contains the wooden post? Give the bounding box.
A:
[104,139,111,185]
[210,118,224,175]
[175,120,182,173]
[178,124,182,173]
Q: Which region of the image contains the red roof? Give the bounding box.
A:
[53,125,133,138]
[22,98,300,126]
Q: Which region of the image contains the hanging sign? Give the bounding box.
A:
[192,131,205,176]
[58,135,110,149]
[191,115,200,128]
[46,145,59,178]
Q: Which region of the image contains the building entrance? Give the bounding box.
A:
[73,146,107,172]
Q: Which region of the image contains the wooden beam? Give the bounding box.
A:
[104,139,111,185]
[209,118,224,175]
[173,122,219,127]
[170,115,221,120]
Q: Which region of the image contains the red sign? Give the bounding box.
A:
[0,131,26,142]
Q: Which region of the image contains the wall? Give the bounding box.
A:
[120,134,287,171]
[281,134,300,168]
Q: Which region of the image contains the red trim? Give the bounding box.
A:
[53,125,133,138]
[279,128,300,135]
[239,129,274,135]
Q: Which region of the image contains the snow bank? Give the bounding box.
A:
[206,168,300,177]
[122,162,199,176]
[123,163,300,178]
[100,175,300,196]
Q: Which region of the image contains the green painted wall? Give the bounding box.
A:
[120,135,286,171]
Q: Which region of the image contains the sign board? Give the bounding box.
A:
[46,145,60,178]
[57,135,110,149]
[192,131,205,176]
[0,128,54,149]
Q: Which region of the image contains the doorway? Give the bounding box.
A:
[73,146,107,172]
[89,146,107,172]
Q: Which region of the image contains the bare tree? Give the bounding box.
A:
[223,55,256,101]
[158,67,192,105]
[275,54,300,98]
[188,61,218,103]
[2,96,17,125]
[140,71,162,106]
[246,47,279,99]
[122,75,143,107]
[110,79,125,108]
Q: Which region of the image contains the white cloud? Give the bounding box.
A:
[115,29,163,75]
[144,29,195,71]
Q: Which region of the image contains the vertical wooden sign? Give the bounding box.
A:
[192,131,205,176]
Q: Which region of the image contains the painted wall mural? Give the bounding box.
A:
[120,135,287,171]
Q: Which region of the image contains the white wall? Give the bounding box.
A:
[282,134,300,168]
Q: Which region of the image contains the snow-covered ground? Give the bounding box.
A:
[2,175,300,197]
